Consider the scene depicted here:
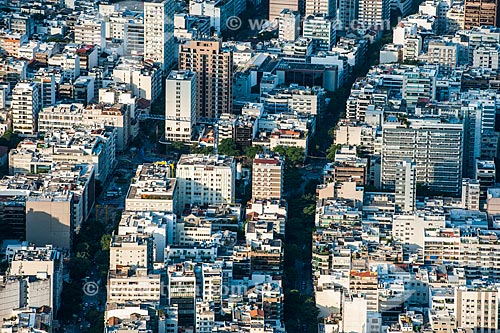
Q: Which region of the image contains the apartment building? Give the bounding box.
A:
[357,0,390,28]
[118,211,177,262]
[305,0,335,17]
[9,128,116,182]
[26,188,74,250]
[402,67,437,110]
[7,244,63,313]
[394,160,416,213]
[427,40,458,68]
[381,118,463,195]
[302,15,336,52]
[167,262,197,326]
[125,163,178,213]
[165,70,197,142]
[178,40,232,119]
[269,0,299,21]
[392,213,446,250]
[107,267,162,304]
[349,271,379,311]
[74,14,105,48]
[455,286,498,332]
[176,154,236,210]
[252,155,284,201]
[144,0,175,71]
[11,81,41,136]
[109,234,154,271]
[464,0,498,30]
[112,58,162,102]
[462,178,480,210]
[473,44,500,70]
[278,9,300,42]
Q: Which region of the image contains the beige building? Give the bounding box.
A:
[455,286,498,332]
[464,0,498,30]
[392,213,446,250]
[252,155,283,200]
[178,40,232,119]
[108,267,162,303]
[278,9,300,42]
[269,0,299,21]
[26,192,74,250]
[176,154,236,210]
[176,216,212,246]
[109,234,153,270]
[125,162,177,213]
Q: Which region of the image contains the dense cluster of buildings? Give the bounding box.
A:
[2,0,500,328]
[309,0,500,331]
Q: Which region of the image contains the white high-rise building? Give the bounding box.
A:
[382,118,463,195]
[462,90,498,178]
[462,178,480,210]
[165,70,196,142]
[394,160,416,213]
[11,81,40,136]
[357,0,390,29]
[74,14,105,48]
[303,15,336,51]
[144,0,174,71]
[176,154,236,210]
[278,9,300,42]
[392,213,446,250]
[305,0,336,17]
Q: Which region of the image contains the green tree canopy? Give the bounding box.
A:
[218,138,241,156]
[326,143,342,161]
[272,145,304,166]
[244,145,264,159]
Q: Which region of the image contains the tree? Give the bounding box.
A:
[218,138,241,156]
[244,145,264,159]
[0,130,21,149]
[272,146,304,166]
[100,234,112,251]
[190,144,213,155]
[58,281,83,321]
[326,143,342,161]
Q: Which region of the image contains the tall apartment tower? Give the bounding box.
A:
[338,0,358,32]
[462,91,498,178]
[11,81,41,136]
[252,154,284,200]
[278,9,301,42]
[144,0,174,72]
[394,160,416,213]
[305,0,335,17]
[461,178,480,211]
[178,40,232,120]
[464,0,498,29]
[357,0,390,28]
[269,0,300,21]
[381,118,463,195]
[165,70,197,142]
[455,287,499,332]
